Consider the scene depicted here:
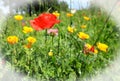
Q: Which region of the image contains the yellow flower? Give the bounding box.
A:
[52,11,60,17]
[66,13,73,17]
[27,37,36,44]
[25,37,36,48]
[67,26,76,33]
[83,16,90,21]
[7,36,19,44]
[23,26,33,34]
[97,42,108,52]
[94,49,98,54]
[78,32,89,40]
[85,43,92,49]
[14,15,23,21]
[48,50,53,56]
[81,25,87,28]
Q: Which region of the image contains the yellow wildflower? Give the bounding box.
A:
[94,49,98,54]
[48,50,53,56]
[14,15,23,21]
[52,11,60,17]
[97,42,108,52]
[81,25,87,28]
[23,26,33,34]
[66,13,73,17]
[67,26,76,33]
[85,43,91,49]
[27,37,36,44]
[83,16,90,21]
[78,32,89,40]
[7,36,19,44]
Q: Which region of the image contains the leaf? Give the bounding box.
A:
[76,62,81,68]
[66,72,76,81]
[38,59,42,67]
[76,62,82,75]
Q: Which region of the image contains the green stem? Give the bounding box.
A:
[58,30,60,54]
[104,29,114,41]
[52,36,54,47]
[93,0,119,45]
[45,29,47,43]
[68,0,73,57]
[4,17,9,35]
[70,0,73,26]
[11,45,16,69]
[69,34,72,58]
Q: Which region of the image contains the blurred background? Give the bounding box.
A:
[0,0,91,15]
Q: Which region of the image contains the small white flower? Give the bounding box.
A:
[71,9,76,14]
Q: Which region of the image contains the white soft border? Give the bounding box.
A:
[0,0,120,81]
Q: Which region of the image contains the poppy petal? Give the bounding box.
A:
[30,20,43,31]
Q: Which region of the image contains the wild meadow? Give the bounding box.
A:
[0,4,120,81]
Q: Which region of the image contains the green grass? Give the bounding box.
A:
[0,8,120,81]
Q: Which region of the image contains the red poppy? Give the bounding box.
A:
[83,45,95,54]
[30,13,60,31]
[89,46,95,52]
